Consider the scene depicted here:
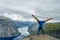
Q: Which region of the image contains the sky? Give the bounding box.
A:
[0,0,60,22]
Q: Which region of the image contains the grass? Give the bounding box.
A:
[44,23,60,39]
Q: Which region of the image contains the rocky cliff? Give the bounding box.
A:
[0,16,18,37]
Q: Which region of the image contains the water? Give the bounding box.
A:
[14,23,38,40]
[13,34,28,40]
[0,36,18,40]
[12,27,30,40]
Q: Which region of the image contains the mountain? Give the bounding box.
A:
[13,21,33,29]
[0,16,19,37]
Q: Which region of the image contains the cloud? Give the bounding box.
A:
[0,0,60,22]
[0,13,26,21]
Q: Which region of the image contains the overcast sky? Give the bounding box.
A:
[0,0,60,22]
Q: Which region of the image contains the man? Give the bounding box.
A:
[32,15,53,35]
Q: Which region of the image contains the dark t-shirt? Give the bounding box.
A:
[38,20,45,30]
[38,20,45,25]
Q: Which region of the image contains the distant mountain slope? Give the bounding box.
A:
[13,21,33,29]
[0,16,19,37]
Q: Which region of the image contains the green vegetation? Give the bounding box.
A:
[45,23,60,33]
[44,23,60,39]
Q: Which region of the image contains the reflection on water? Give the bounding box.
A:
[13,34,28,40]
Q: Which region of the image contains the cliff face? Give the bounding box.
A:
[0,16,18,37]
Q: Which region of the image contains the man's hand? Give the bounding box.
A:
[32,15,34,17]
[32,15,40,22]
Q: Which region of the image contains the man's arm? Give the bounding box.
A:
[32,15,40,22]
[45,18,53,22]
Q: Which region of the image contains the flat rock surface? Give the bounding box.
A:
[23,34,60,40]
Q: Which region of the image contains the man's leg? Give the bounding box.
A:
[42,29,45,35]
[37,30,40,36]
[37,27,41,36]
